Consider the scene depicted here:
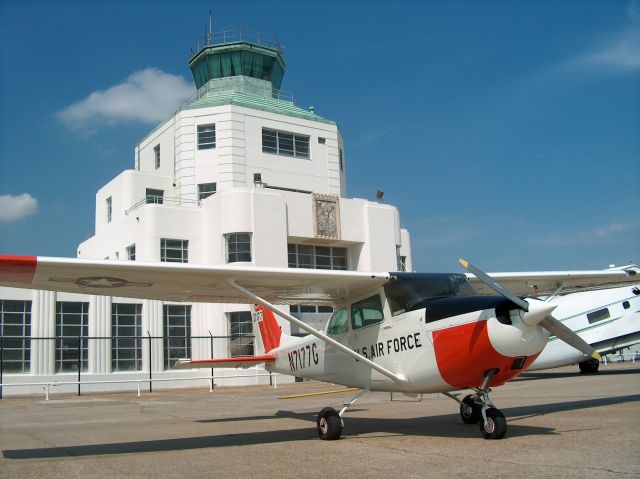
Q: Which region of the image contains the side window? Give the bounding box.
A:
[586,308,610,324]
[327,308,348,335]
[351,295,384,330]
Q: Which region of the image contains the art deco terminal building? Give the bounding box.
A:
[0,30,412,394]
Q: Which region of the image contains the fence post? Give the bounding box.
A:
[77,335,81,396]
[209,330,215,391]
[147,332,152,393]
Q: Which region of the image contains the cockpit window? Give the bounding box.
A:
[326,308,349,335]
[351,295,384,330]
[384,273,476,316]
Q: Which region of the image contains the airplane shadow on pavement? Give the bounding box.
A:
[3,393,638,459]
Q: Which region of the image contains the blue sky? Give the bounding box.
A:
[0,0,638,273]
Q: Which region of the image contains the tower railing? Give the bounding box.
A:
[186,76,294,105]
[190,28,284,58]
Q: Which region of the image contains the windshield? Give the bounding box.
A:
[384,273,476,316]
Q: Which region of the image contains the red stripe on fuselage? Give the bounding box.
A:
[0,255,37,285]
[433,320,539,388]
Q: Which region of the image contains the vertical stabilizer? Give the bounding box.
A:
[253,304,283,353]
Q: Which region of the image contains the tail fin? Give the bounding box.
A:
[252,304,282,353]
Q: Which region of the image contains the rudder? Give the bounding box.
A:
[252,304,282,353]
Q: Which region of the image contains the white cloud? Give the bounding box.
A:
[595,223,628,238]
[57,68,195,131]
[0,194,38,222]
[573,28,640,72]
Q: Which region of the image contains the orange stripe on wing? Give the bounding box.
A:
[0,255,38,284]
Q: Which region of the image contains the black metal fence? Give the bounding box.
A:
[0,334,260,399]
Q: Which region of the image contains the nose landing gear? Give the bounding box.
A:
[447,368,507,439]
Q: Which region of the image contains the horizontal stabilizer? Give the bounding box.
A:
[174,355,275,369]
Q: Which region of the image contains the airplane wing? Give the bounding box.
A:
[0,255,390,305]
[173,355,275,369]
[467,266,639,297]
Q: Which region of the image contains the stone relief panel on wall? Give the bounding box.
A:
[313,194,340,240]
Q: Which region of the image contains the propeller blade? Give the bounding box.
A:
[458,258,600,361]
[458,258,529,311]
[540,315,601,360]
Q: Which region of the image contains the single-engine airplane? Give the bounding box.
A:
[529,283,640,373]
[0,254,638,440]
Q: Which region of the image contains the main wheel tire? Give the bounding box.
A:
[479,408,507,440]
[460,395,482,424]
[579,357,600,374]
[317,407,343,440]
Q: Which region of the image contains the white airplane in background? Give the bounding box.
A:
[529,283,640,373]
[0,254,638,441]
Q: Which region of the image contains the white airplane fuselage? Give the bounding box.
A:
[530,285,640,370]
[267,302,550,393]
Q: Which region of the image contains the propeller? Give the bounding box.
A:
[459,258,601,361]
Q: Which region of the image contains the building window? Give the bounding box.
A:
[106,197,112,223]
[161,239,188,263]
[127,244,136,261]
[339,149,344,172]
[288,244,348,270]
[0,300,31,373]
[154,144,161,169]
[112,303,142,372]
[163,305,191,370]
[197,124,216,150]
[262,128,310,159]
[318,137,326,144]
[397,248,407,272]
[146,188,164,204]
[55,302,89,373]
[587,308,610,324]
[226,233,251,263]
[290,304,333,335]
[198,182,217,201]
[228,311,253,357]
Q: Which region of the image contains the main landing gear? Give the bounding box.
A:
[447,368,507,439]
[316,388,369,440]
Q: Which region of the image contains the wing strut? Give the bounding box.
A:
[224,279,408,385]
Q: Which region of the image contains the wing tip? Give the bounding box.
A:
[0,255,38,284]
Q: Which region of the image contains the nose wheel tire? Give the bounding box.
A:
[479,408,507,439]
[317,407,343,440]
[460,394,482,424]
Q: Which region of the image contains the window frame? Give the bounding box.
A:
[126,244,136,261]
[350,295,385,330]
[112,303,143,372]
[586,308,611,324]
[198,182,217,201]
[55,301,89,373]
[228,311,254,357]
[161,238,189,263]
[197,124,216,150]
[163,304,191,370]
[106,196,112,223]
[288,244,348,270]
[146,188,164,205]
[262,128,310,159]
[326,308,349,335]
[154,144,161,169]
[0,300,32,373]
[226,233,252,263]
